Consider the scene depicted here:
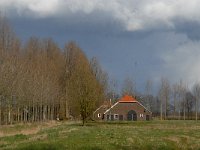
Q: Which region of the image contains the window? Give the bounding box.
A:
[114,114,119,119]
[107,115,110,120]
[98,113,101,118]
[140,114,144,118]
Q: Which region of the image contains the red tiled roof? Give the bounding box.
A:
[118,95,137,103]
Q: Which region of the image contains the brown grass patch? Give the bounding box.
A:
[0,121,61,138]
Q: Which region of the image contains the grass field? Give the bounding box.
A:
[0,120,200,150]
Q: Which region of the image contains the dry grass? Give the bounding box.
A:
[0,121,63,137]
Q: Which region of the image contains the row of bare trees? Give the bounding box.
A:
[0,15,107,125]
[158,78,200,120]
[117,76,200,120]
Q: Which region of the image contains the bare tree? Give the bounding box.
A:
[185,91,194,119]
[0,95,1,125]
[192,82,200,121]
[159,78,170,120]
[172,83,179,119]
[0,14,19,57]
[174,80,187,120]
[90,57,108,107]
[158,89,163,120]
[107,77,119,103]
[145,79,153,111]
[121,77,136,97]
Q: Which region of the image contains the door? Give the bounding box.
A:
[111,115,114,121]
[127,110,137,121]
[146,115,150,121]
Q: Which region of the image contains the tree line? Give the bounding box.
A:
[0,15,107,125]
[116,76,200,121]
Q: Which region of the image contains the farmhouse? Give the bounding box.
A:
[93,95,152,121]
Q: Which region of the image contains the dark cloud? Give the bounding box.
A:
[174,21,200,40]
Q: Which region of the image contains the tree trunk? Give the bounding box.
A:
[40,104,42,122]
[8,104,11,124]
[47,105,49,120]
[0,98,1,125]
[21,107,23,122]
[82,116,85,126]
[54,106,56,120]
[17,107,20,122]
[160,99,163,120]
[32,104,35,122]
[35,105,37,122]
[51,105,54,120]
[23,107,25,123]
[183,103,186,120]
[50,105,52,120]
[25,105,28,123]
[165,96,168,120]
[195,99,198,121]
[24,106,26,123]
[187,107,189,120]
[43,105,46,121]
[173,96,176,119]
[65,100,69,119]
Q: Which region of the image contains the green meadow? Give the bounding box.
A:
[0,121,200,150]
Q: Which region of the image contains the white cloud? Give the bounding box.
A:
[1,0,200,31]
[0,0,61,17]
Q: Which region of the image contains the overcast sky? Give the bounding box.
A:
[1,0,200,93]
